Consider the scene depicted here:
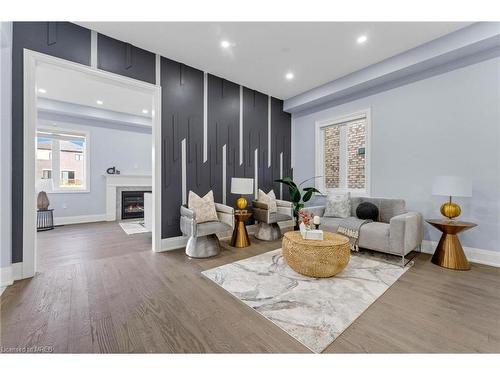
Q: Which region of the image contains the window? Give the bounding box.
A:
[315,110,370,195]
[42,169,52,179]
[36,128,89,192]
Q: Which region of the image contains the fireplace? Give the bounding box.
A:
[121,190,151,220]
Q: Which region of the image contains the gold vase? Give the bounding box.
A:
[440,197,461,220]
[236,196,248,211]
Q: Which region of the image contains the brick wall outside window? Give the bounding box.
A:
[324,126,340,188]
[347,120,366,189]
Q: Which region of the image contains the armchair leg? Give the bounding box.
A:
[255,222,282,241]
[186,234,221,258]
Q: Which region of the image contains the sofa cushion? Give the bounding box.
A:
[188,190,218,223]
[358,222,390,252]
[350,197,406,223]
[269,211,292,223]
[196,221,232,237]
[319,217,344,232]
[258,189,277,213]
[356,202,379,221]
[324,191,351,218]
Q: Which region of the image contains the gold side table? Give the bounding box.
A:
[230,212,252,248]
[426,219,477,270]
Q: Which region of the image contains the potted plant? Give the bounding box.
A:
[275,176,322,230]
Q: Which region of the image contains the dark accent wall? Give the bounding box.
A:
[11,22,293,261]
[98,34,156,84]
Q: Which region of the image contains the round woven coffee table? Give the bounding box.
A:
[282,231,350,277]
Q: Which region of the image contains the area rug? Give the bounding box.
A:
[202,249,412,353]
[119,220,149,235]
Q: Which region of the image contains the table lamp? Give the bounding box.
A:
[36,178,54,210]
[432,176,472,220]
[230,178,254,211]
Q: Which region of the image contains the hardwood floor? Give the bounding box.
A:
[1,221,499,353]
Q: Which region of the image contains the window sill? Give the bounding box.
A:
[47,189,90,194]
[317,188,370,198]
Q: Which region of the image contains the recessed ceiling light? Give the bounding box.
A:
[38,88,47,94]
[96,100,103,105]
[285,72,294,80]
[142,109,149,114]
[220,40,231,49]
[357,35,368,44]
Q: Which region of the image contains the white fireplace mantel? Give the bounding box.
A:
[105,174,152,221]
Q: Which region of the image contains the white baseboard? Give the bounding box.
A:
[421,240,500,267]
[1,265,13,289]
[160,235,188,252]
[54,214,107,226]
[1,262,23,292]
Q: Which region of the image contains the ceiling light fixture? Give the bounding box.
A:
[96,100,103,105]
[220,40,231,49]
[38,88,47,94]
[357,35,368,44]
[285,72,294,80]
[142,109,149,114]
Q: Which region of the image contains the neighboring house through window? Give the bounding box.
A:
[36,128,90,192]
[315,109,371,196]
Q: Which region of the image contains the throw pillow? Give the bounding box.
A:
[258,189,277,213]
[188,190,219,223]
[356,202,379,221]
[324,192,351,218]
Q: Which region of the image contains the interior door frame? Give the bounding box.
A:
[22,49,162,278]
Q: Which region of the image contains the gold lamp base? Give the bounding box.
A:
[440,199,461,220]
[236,196,248,211]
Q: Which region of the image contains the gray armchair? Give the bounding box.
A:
[180,203,234,258]
[252,199,293,240]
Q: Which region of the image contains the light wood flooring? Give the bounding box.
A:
[1,221,499,353]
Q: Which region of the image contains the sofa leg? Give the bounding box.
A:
[185,234,221,258]
[255,222,282,241]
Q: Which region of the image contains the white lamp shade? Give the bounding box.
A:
[36,178,54,193]
[231,178,254,195]
[432,176,472,197]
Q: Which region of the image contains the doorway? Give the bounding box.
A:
[22,50,162,278]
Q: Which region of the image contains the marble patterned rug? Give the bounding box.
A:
[202,249,412,353]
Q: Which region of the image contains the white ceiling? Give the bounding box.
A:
[36,62,153,117]
[77,22,471,99]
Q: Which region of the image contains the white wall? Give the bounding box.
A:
[0,22,12,268]
[39,120,152,219]
[292,57,500,253]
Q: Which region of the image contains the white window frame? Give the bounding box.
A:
[36,126,91,193]
[315,108,371,197]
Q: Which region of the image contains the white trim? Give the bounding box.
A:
[222,144,227,205]
[267,95,271,168]
[155,54,161,86]
[1,265,13,288]
[279,152,283,199]
[160,235,188,251]
[23,49,163,277]
[239,85,243,166]
[53,214,106,226]
[315,108,371,197]
[90,31,97,68]
[203,72,208,163]
[181,138,187,205]
[254,148,258,199]
[421,240,500,268]
[0,262,23,291]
